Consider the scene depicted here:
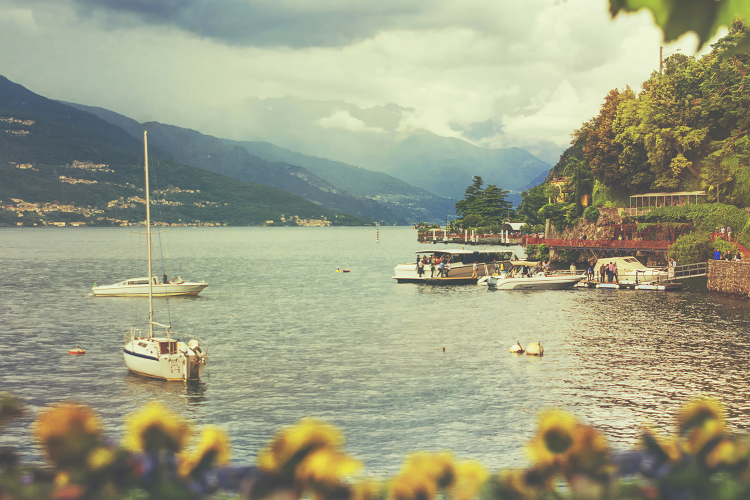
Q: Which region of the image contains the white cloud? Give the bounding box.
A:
[0,0,727,154]
[318,109,385,133]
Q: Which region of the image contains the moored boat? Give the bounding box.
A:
[121,131,207,381]
[393,248,523,283]
[92,276,208,297]
[487,261,584,290]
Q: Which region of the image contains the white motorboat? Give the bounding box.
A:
[487,261,584,290]
[122,131,207,381]
[93,276,208,297]
[393,248,524,283]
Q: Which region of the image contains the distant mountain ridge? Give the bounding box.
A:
[0,76,371,226]
[66,102,456,223]
[191,95,553,200]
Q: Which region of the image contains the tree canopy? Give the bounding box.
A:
[455,176,514,227]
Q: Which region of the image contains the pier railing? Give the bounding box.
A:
[525,236,671,252]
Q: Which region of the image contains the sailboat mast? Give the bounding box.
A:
[144,130,154,337]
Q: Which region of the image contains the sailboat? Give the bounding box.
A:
[122,131,207,381]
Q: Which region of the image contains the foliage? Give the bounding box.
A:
[583,206,600,221]
[557,249,578,263]
[520,223,545,235]
[538,203,574,231]
[517,184,548,226]
[637,202,750,249]
[667,232,715,264]
[563,157,593,217]
[6,394,750,500]
[609,0,750,49]
[591,181,630,208]
[525,244,549,261]
[455,176,514,228]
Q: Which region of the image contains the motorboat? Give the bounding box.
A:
[592,256,668,285]
[487,260,584,290]
[393,248,523,283]
[121,131,207,381]
[92,276,208,297]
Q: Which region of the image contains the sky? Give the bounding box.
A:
[0,0,721,156]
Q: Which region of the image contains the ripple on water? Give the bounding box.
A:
[1,227,748,474]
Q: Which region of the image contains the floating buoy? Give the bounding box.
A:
[69,345,86,355]
[526,341,544,356]
[336,268,341,272]
[509,341,524,354]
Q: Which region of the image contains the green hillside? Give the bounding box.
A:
[0,107,371,227]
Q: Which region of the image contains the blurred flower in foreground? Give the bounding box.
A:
[449,460,489,500]
[179,425,232,478]
[351,478,386,500]
[390,452,455,500]
[677,398,725,455]
[124,401,191,454]
[0,392,23,427]
[34,403,101,468]
[257,418,345,479]
[489,468,555,500]
[527,410,577,468]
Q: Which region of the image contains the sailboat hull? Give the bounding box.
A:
[123,337,205,381]
[94,282,208,297]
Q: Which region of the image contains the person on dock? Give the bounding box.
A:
[613,262,619,283]
[587,263,594,281]
[724,250,732,261]
[714,249,722,260]
[570,262,576,275]
[472,261,478,278]
[445,260,451,277]
[438,260,445,277]
[599,263,606,283]
[417,257,425,277]
[430,255,437,277]
[735,252,742,261]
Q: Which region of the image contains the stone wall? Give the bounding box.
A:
[708,260,750,297]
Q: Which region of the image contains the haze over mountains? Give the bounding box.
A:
[192,96,553,201]
[1,74,555,225]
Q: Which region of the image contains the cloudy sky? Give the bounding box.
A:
[0,0,719,155]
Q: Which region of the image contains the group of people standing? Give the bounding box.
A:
[589,261,618,283]
[713,249,743,261]
[416,254,451,277]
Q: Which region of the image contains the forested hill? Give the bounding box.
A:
[0,80,371,227]
[517,21,750,232]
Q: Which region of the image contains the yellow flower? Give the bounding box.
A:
[495,468,555,500]
[295,447,362,489]
[389,452,456,500]
[389,470,439,500]
[564,426,611,478]
[677,399,724,436]
[401,452,455,489]
[178,426,232,477]
[641,427,682,463]
[87,446,116,471]
[704,437,750,469]
[34,403,101,467]
[257,419,344,477]
[449,460,489,500]
[352,478,386,500]
[123,401,191,453]
[527,410,578,467]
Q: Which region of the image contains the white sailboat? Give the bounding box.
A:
[122,131,207,381]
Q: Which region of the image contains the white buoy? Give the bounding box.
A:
[526,341,544,356]
[509,341,524,354]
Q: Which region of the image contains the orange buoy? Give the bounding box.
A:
[69,346,86,355]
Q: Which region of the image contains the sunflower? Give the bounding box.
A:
[449,460,489,500]
[677,399,726,455]
[563,425,611,478]
[295,447,362,489]
[401,452,456,489]
[389,470,439,500]
[493,468,554,500]
[123,401,191,453]
[257,418,344,478]
[351,478,386,500]
[704,437,750,470]
[526,410,578,468]
[34,403,101,467]
[178,425,232,477]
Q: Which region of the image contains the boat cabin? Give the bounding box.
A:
[411,249,518,264]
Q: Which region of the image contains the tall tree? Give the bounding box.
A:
[455,175,484,219]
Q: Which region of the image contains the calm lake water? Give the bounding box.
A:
[1,226,749,474]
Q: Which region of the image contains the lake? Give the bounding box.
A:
[1,226,749,475]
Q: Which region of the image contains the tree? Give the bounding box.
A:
[518,184,548,226]
[563,158,593,217]
[455,177,514,227]
[455,176,484,219]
